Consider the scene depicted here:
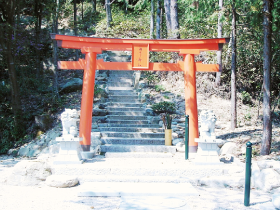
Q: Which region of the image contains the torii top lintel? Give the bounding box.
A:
[51,34,229,71]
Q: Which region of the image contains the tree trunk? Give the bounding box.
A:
[215,0,223,86]
[156,0,161,39]
[261,0,272,155]
[231,1,237,130]
[92,0,96,13]
[52,0,59,99]
[74,0,79,60]
[150,0,154,38]
[82,0,84,20]
[35,0,43,77]
[164,0,171,38]
[170,0,179,39]
[0,0,22,121]
[105,0,112,29]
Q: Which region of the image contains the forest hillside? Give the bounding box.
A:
[0,0,279,155]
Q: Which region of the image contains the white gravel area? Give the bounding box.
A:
[0,155,276,210]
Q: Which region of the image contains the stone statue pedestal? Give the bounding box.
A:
[194,138,224,165]
[53,109,83,164]
[53,136,83,164]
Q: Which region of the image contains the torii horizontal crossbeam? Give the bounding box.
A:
[58,59,219,72]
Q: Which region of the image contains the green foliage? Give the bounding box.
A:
[144,71,159,86]
[241,91,253,105]
[152,101,176,115]
[155,84,165,92]
[94,8,149,38]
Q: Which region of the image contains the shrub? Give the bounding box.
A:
[155,84,165,92]
[152,101,176,129]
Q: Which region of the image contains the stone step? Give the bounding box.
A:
[98,127,164,132]
[105,152,174,158]
[51,155,228,179]
[101,138,165,145]
[101,132,165,138]
[109,71,134,75]
[101,145,176,153]
[108,87,134,91]
[107,103,143,108]
[109,95,138,100]
[107,108,144,112]
[77,175,189,184]
[107,83,132,87]
[106,115,147,120]
[108,111,145,116]
[108,78,133,82]
[109,98,140,103]
[105,120,150,124]
[109,90,137,96]
[78,182,198,197]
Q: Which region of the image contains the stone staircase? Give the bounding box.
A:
[98,70,176,155]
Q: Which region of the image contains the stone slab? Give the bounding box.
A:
[105,152,173,158]
[120,196,192,210]
[78,182,199,197]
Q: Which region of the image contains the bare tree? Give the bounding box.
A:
[215,0,223,86]
[156,0,161,39]
[0,0,22,122]
[51,0,60,99]
[150,0,154,38]
[231,0,237,130]
[170,0,179,39]
[105,0,112,28]
[261,0,273,155]
[164,0,171,38]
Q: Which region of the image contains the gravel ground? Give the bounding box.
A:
[0,155,276,210]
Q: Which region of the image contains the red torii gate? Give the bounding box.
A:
[51,34,229,153]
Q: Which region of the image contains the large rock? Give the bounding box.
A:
[18,143,42,157]
[257,160,276,170]
[46,175,78,188]
[6,160,51,186]
[219,142,237,155]
[272,193,280,209]
[60,78,83,93]
[35,114,52,131]
[92,109,108,116]
[254,168,280,192]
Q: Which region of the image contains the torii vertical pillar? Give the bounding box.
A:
[79,47,102,151]
[182,53,199,152]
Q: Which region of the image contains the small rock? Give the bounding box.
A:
[272,193,280,209]
[176,142,185,152]
[99,104,106,109]
[172,133,178,139]
[172,138,183,145]
[46,175,79,188]
[145,108,154,116]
